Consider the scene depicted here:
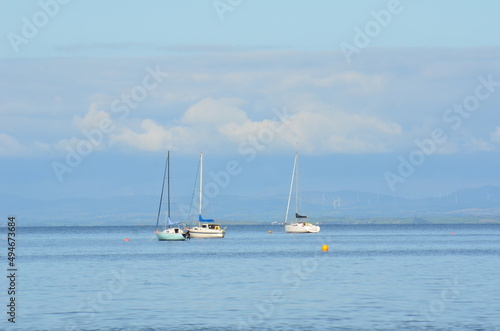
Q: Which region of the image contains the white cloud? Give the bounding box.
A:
[53,97,404,156]
[4,48,500,159]
[52,104,114,154]
[491,127,500,144]
[0,133,30,157]
[181,97,248,126]
[54,137,84,153]
[285,110,402,154]
[109,98,250,154]
[110,119,176,152]
[74,104,112,131]
[462,136,495,152]
[218,104,402,155]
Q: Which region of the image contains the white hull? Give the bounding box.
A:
[188,226,225,238]
[156,228,188,241]
[285,222,320,233]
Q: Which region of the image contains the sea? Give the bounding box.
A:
[3,224,500,331]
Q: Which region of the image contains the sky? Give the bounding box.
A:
[1,0,500,204]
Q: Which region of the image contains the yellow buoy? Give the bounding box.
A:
[322,244,329,252]
[268,230,272,233]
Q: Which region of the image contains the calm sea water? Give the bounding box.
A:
[4,224,500,330]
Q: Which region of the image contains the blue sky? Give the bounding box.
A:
[2,0,500,57]
[1,0,500,204]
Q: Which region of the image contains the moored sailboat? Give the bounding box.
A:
[155,151,190,241]
[186,153,226,238]
[284,147,320,233]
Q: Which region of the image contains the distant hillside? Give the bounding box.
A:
[299,186,500,218]
[2,186,500,226]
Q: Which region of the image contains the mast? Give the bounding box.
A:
[155,152,169,231]
[198,152,203,223]
[295,146,299,219]
[167,150,171,223]
[285,149,297,225]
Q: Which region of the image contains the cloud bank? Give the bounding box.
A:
[1,48,500,158]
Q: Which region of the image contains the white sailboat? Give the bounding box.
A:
[155,151,190,241]
[186,153,226,238]
[284,147,320,233]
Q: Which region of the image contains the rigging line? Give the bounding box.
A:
[285,149,297,224]
[148,232,157,241]
[155,152,169,231]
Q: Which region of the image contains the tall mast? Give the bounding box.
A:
[198,152,203,219]
[285,148,297,224]
[295,146,299,218]
[155,152,169,231]
[167,151,170,221]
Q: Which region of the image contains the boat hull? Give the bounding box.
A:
[188,227,225,238]
[285,223,320,233]
[187,222,226,238]
[156,228,188,241]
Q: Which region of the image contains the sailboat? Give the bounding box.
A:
[186,153,226,238]
[284,147,320,233]
[155,151,190,241]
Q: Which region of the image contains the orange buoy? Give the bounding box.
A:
[322,244,329,252]
[268,230,272,233]
[125,238,130,242]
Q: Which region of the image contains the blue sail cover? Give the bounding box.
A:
[199,214,214,222]
[167,217,180,226]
